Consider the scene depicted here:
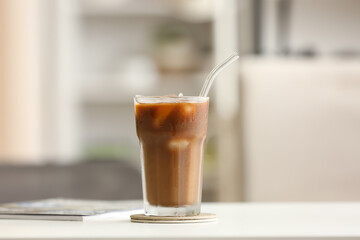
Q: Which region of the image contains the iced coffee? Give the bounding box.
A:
[135,96,209,216]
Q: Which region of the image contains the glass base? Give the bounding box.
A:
[144,203,201,216]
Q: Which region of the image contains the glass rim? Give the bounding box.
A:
[134,95,209,104]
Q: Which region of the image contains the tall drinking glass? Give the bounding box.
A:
[134,96,209,216]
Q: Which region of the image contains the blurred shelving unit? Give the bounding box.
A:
[76,0,217,200]
[42,0,248,202]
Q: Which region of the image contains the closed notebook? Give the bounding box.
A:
[0,198,143,221]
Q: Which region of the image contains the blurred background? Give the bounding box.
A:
[1,0,360,203]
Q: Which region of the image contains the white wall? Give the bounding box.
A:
[261,0,360,55]
[241,57,360,201]
[289,0,360,54]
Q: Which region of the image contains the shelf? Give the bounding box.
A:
[80,0,213,23]
[81,72,207,105]
[81,4,169,18]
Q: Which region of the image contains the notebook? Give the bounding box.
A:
[0,198,143,221]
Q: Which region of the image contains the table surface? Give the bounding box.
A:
[1,202,360,239]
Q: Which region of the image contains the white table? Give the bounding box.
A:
[0,202,360,239]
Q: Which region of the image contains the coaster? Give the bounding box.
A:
[130,213,217,224]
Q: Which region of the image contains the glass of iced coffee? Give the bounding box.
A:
[134,95,209,216]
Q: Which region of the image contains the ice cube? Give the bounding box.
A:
[153,105,174,127]
[182,103,195,116]
[168,139,189,150]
